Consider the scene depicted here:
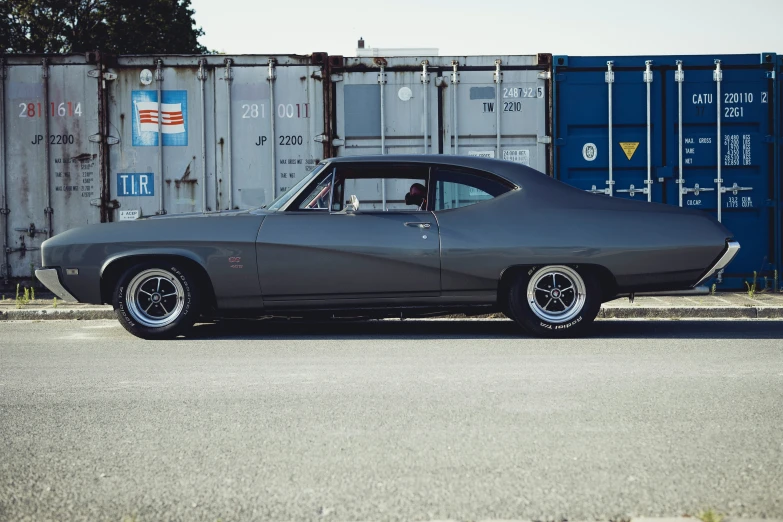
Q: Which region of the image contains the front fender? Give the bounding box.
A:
[100,248,207,277]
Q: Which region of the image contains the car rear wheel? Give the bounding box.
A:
[507,265,600,337]
[113,261,199,340]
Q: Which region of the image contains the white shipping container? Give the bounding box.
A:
[0,52,552,286]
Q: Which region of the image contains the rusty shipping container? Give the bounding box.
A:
[0,53,332,286]
[327,55,552,207]
[1,52,553,285]
[0,54,104,285]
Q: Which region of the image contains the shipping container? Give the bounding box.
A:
[553,53,778,290]
[107,54,329,218]
[777,55,782,290]
[0,54,103,285]
[3,50,781,293]
[0,53,330,285]
[329,55,552,208]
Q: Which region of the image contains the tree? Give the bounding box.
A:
[1,0,207,54]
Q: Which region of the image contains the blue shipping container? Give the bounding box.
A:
[553,54,778,290]
[777,55,783,290]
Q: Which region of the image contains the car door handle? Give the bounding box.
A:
[404,222,431,229]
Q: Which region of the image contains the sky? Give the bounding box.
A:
[191,0,783,58]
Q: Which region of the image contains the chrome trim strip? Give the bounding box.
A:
[624,286,711,298]
[35,268,79,302]
[694,240,741,287]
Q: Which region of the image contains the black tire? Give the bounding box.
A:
[507,265,601,338]
[113,261,199,340]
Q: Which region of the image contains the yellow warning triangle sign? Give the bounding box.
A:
[619,142,640,160]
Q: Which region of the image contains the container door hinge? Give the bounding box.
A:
[616,184,649,197]
[587,185,610,195]
[538,136,552,144]
[537,71,551,80]
[14,223,48,237]
[315,134,344,146]
[89,134,119,145]
[0,207,9,215]
[681,183,715,196]
[719,182,752,195]
[330,74,343,82]
[91,198,119,209]
[765,71,775,79]
[87,69,117,81]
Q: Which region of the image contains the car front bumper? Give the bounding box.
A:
[694,240,741,287]
[35,268,79,302]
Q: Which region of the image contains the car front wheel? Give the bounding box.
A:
[507,265,600,337]
[113,262,199,340]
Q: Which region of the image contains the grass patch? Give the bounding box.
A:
[698,508,725,522]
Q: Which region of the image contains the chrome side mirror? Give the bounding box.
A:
[345,194,360,213]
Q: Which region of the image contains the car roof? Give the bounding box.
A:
[323,154,544,187]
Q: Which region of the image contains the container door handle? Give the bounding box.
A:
[404,222,431,229]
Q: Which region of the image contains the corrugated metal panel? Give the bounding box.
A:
[1,55,102,284]
[107,54,328,217]
[332,55,551,172]
[553,54,778,290]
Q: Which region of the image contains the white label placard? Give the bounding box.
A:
[503,149,530,166]
[119,209,140,221]
[398,87,412,101]
[468,150,495,158]
[582,143,598,161]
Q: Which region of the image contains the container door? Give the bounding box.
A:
[555,61,665,203]
[442,65,549,174]
[334,68,439,157]
[215,59,326,211]
[1,58,101,284]
[666,60,776,288]
[108,60,204,218]
[107,56,327,218]
[777,55,782,290]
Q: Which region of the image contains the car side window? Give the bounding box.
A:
[298,174,334,210]
[305,163,431,212]
[433,168,512,211]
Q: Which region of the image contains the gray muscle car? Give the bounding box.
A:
[36,155,739,339]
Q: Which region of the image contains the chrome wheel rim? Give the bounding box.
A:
[526,266,586,324]
[125,269,185,328]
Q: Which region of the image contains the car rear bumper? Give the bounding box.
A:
[35,268,79,302]
[694,240,741,287]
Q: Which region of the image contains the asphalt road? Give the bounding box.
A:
[1,319,782,522]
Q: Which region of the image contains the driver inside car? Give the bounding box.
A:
[405,183,427,210]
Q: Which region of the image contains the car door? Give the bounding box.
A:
[255,169,440,304]
[430,166,516,294]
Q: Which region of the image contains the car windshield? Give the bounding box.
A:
[264,163,327,211]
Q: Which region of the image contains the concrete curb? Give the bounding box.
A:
[1,306,783,321]
[430,518,782,522]
[452,519,782,522]
[600,306,783,319]
[0,308,116,321]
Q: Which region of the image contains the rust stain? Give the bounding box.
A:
[169,162,198,189]
[70,153,96,162]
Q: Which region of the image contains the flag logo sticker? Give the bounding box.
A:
[132,90,188,146]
